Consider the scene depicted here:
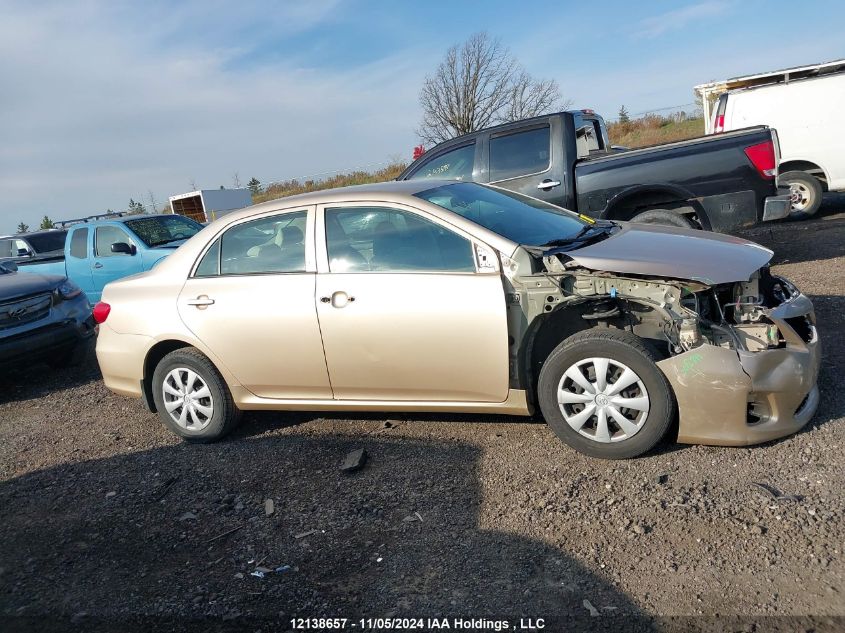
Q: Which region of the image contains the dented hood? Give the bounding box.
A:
[563,223,773,285]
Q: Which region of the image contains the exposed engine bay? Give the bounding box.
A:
[505,248,813,364]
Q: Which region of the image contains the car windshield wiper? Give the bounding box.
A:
[540,223,612,247]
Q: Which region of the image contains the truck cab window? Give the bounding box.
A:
[574,116,604,158]
[96,226,134,257]
[70,228,88,259]
[489,126,551,181]
[408,143,475,180]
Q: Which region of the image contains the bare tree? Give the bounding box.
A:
[232,172,241,188]
[418,33,565,145]
[147,190,159,214]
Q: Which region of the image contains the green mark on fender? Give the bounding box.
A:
[680,352,704,375]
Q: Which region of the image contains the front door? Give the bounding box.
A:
[90,224,140,302]
[177,207,332,400]
[315,203,509,402]
[487,121,564,204]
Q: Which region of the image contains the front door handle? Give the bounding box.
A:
[93,262,103,269]
[537,179,561,191]
[321,291,355,308]
[187,295,215,309]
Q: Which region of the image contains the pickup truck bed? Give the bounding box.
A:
[574,126,787,231]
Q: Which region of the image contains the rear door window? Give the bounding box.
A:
[489,126,551,181]
[407,143,475,181]
[0,239,12,258]
[219,211,307,275]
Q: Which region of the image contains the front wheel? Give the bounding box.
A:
[537,330,675,459]
[781,171,822,219]
[151,347,241,442]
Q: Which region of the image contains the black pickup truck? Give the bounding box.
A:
[398,110,791,232]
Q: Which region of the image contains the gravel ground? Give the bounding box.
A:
[1,199,844,632]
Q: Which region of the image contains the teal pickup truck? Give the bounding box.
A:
[10,214,204,303]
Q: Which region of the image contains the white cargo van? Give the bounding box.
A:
[703,61,845,218]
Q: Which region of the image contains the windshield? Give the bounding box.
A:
[414,182,587,246]
[124,215,203,247]
[26,231,67,253]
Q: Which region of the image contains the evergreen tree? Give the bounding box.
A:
[16,222,30,234]
[618,105,630,124]
[247,177,262,195]
[39,215,55,229]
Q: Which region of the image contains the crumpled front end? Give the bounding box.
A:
[657,276,821,446]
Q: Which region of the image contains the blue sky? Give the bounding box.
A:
[1,0,843,233]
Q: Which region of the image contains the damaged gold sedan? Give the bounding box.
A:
[95,181,820,459]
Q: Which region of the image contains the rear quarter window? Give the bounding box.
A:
[69,228,88,259]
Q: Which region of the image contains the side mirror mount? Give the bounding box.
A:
[111,242,137,255]
[17,248,31,257]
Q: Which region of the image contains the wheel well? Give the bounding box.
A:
[142,340,192,412]
[523,300,672,403]
[604,189,706,227]
[779,160,828,190]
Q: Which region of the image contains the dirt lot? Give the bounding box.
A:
[1,199,844,632]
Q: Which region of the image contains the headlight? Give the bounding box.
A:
[57,279,82,300]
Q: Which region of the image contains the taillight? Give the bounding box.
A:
[744,141,776,179]
[92,302,111,323]
[714,114,725,133]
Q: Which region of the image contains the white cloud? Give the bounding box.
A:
[0,1,425,232]
[632,1,730,39]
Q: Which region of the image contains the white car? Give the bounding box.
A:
[710,63,845,218]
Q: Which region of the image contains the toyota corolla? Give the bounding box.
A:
[94,181,820,458]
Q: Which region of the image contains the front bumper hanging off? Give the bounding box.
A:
[656,292,821,446]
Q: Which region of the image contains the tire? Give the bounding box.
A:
[630,208,697,229]
[151,347,241,442]
[537,330,675,459]
[781,171,822,220]
[47,338,92,368]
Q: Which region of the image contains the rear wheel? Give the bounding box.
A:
[781,171,822,219]
[630,208,697,229]
[537,330,675,459]
[151,347,241,442]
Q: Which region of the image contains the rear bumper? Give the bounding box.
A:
[762,192,792,222]
[94,325,150,398]
[657,292,821,446]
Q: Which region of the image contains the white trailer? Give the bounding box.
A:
[168,188,253,223]
[695,59,845,217]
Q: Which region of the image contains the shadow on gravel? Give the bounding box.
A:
[0,351,101,406]
[0,433,654,632]
[738,193,845,266]
[230,409,547,442]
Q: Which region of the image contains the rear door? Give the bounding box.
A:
[177,206,332,400]
[487,118,565,204]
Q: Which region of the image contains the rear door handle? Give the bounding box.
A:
[187,295,215,308]
[537,179,561,191]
